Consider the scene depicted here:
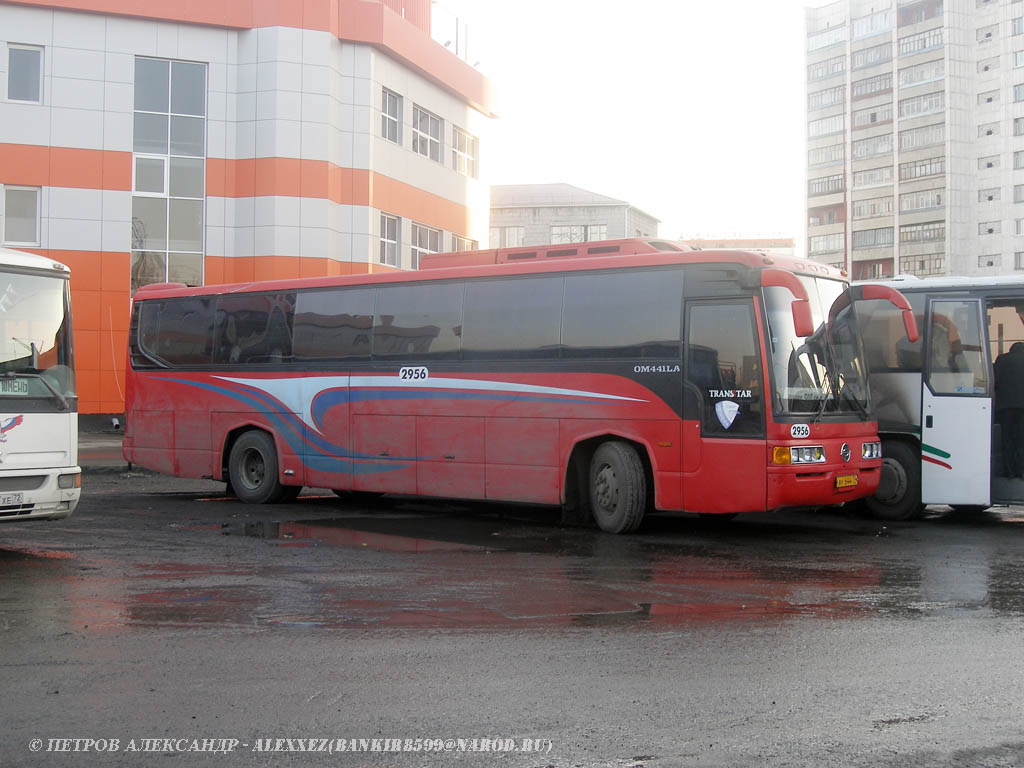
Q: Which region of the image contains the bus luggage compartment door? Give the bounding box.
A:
[920,298,991,506]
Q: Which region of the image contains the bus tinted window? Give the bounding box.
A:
[139,298,215,366]
[373,282,463,360]
[462,276,563,359]
[292,288,374,361]
[561,269,683,358]
[213,293,295,365]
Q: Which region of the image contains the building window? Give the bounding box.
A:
[1016,184,1024,203]
[900,189,943,212]
[808,26,846,52]
[808,114,844,138]
[1015,84,1024,102]
[900,156,945,180]
[852,103,893,127]
[453,235,477,251]
[980,122,1000,137]
[6,44,43,103]
[1016,252,1024,269]
[808,204,843,226]
[452,126,478,178]
[381,87,401,143]
[809,174,845,196]
[412,105,442,162]
[898,28,943,57]
[854,165,893,188]
[853,196,894,219]
[978,90,1000,105]
[852,72,892,99]
[899,0,942,26]
[808,55,845,81]
[979,155,1000,170]
[1016,117,1024,136]
[410,222,441,269]
[900,221,945,243]
[489,226,524,248]
[809,143,844,168]
[852,134,893,160]
[808,85,844,110]
[979,221,1001,235]
[809,233,844,254]
[852,42,891,70]
[551,224,607,244]
[979,188,1001,202]
[1016,51,1024,67]
[852,227,894,249]
[899,253,944,276]
[1016,218,1024,235]
[853,9,893,39]
[1016,151,1024,169]
[379,213,399,266]
[978,24,998,43]
[2,186,40,245]
[979,254,1001,268]
[978,57,1000,73]
[1015,17,1024,35]
[900,123,944,150]
[898,59,944,89]
[130,57,207,294]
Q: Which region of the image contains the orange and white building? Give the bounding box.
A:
[0,0,495,414]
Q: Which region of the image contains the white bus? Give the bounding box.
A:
[855,275,1024,519]
[0,247,80,523]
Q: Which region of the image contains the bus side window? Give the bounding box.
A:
[372,282,464,360]
[213,293,296,365]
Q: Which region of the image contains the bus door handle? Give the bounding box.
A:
[444,454,455,460]
[926,415,933,428]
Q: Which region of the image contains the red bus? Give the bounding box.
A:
[123,238,916,533]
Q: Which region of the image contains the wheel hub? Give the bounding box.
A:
[595,465,618,511]
[875,456,907,505]
[241,448,265,490]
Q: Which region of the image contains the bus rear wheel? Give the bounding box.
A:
[589,441,647,534]
[864,440,923,521]
[229,430,287,504]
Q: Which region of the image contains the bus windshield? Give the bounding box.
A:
[0,271,74,400]
[764,276,869,418]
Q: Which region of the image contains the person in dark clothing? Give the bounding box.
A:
[994,341,1024,477]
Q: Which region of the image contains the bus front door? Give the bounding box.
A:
[682,300,767,514]
[921,298,991,506]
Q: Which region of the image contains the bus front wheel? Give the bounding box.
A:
[589,441,647,534]
[864,440,923,521]
[229,430,288,504]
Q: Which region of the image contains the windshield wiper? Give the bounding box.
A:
[0,371,69,411]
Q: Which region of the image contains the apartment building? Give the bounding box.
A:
[0,0,494,414]
[490,184,659,248]
[806,0,1024,279]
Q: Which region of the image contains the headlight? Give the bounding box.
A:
[58,473,81,489]
[772,446,826,464]
[862,441,882,460]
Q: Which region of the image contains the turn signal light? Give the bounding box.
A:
[772,446,826,465]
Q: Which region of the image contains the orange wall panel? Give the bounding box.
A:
[0,145,130,190]
[73,290,103,332]
[74,329,101,373]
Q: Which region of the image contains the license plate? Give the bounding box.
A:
[835,475,858,489]
[0,379,28,395]
[0,492,24,505]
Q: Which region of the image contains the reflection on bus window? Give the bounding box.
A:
[928,300,987,395]
[0,274,75,395]
[213,293,296,365]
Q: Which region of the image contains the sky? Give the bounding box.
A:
[433,0,825,253]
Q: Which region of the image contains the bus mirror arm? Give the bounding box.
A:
[760,268,814,337]
[854,285,919,343]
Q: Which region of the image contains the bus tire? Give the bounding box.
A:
[864,440,923,521]
[228,430,286,504]
[589,441,647,534]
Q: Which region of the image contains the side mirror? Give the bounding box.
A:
[761,268,814,337]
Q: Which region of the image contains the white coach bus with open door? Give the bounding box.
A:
[854,275,1024,519]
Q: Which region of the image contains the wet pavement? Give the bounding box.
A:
[2,469,1024,766]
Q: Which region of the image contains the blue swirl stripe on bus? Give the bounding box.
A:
[158,377,409,475]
